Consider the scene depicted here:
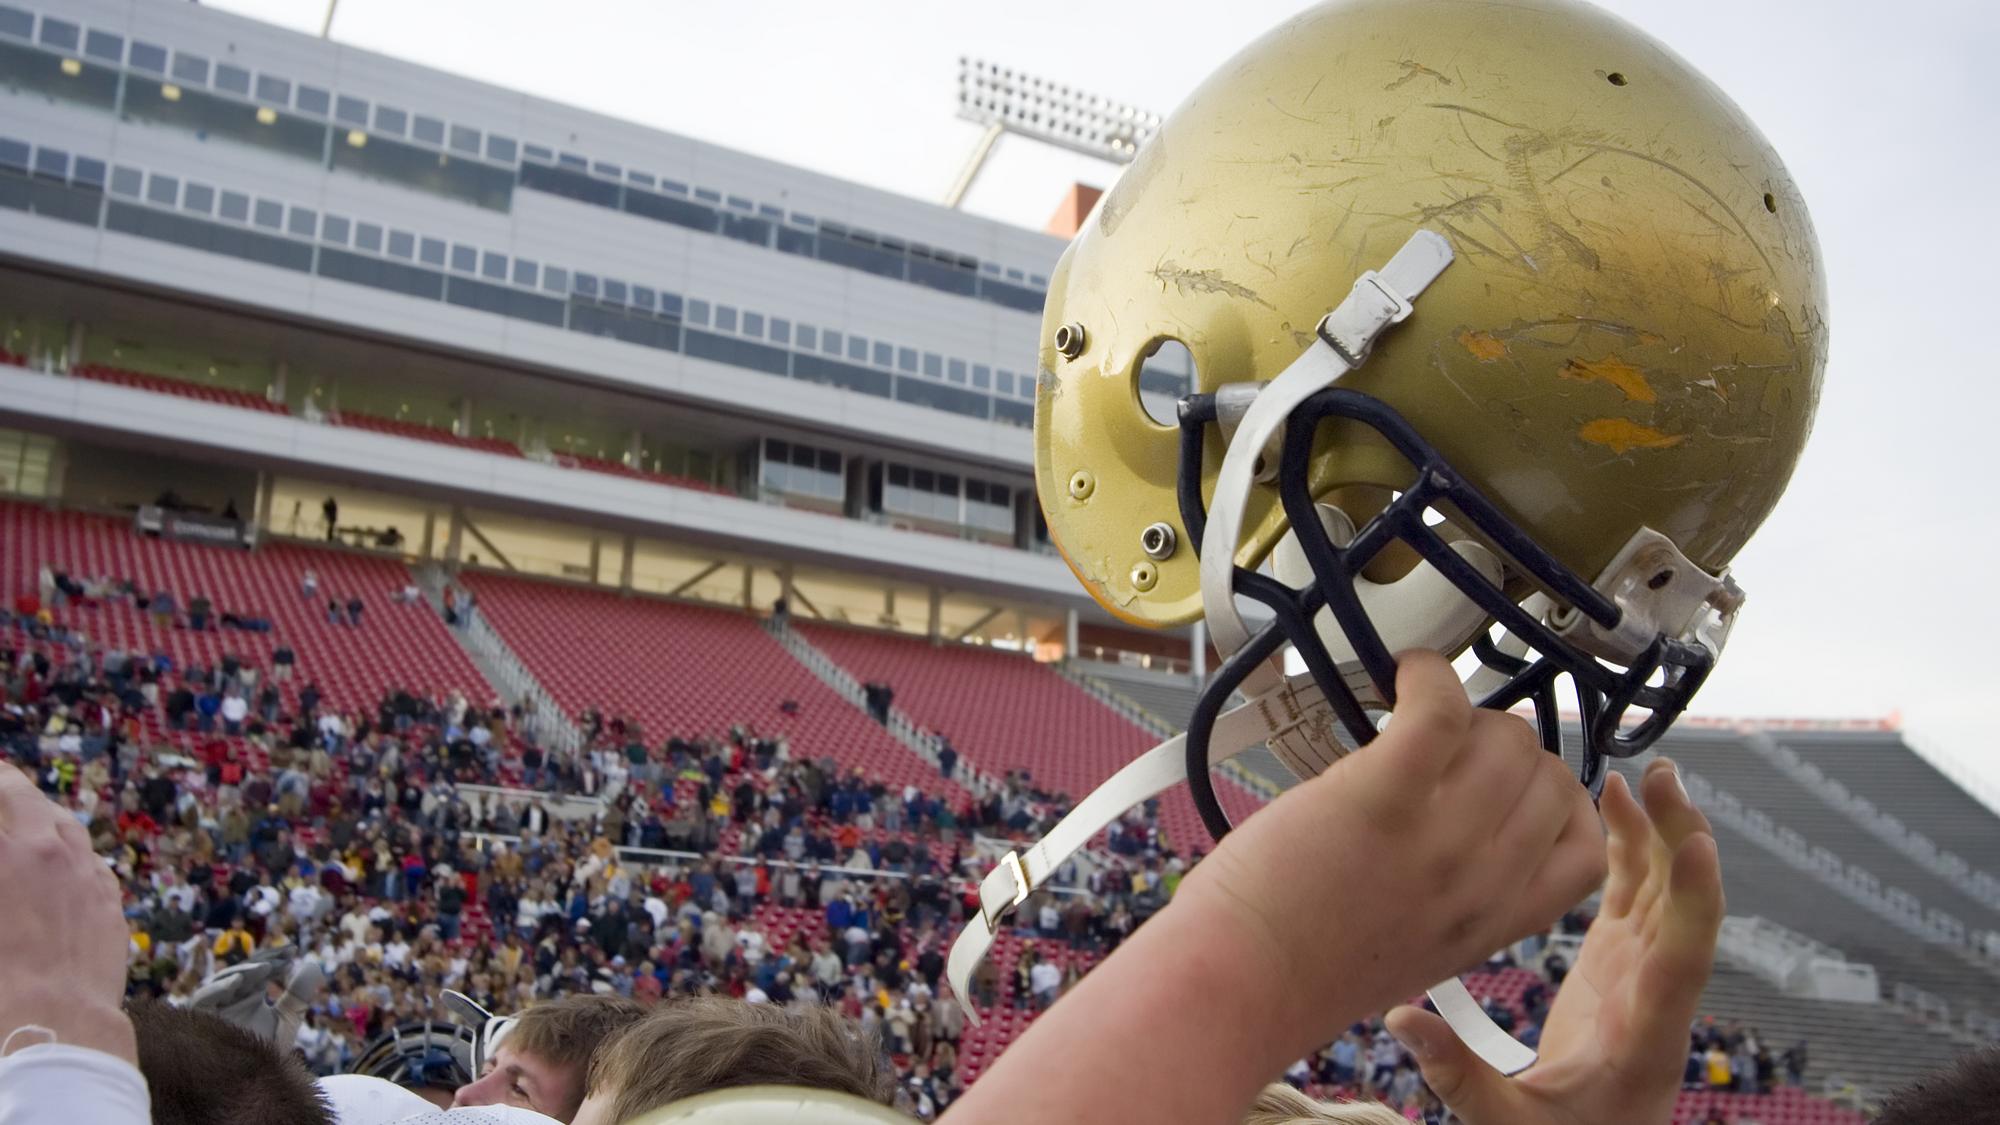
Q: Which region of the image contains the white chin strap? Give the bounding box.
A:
[947,230,1538,1077]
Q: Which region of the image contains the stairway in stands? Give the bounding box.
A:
[792,622,1266,853]
[458,573,961,795]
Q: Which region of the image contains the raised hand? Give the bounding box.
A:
[1386,759,1724,1125]
[0,763,137,1064]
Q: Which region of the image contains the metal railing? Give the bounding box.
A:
[762,617,1000,801]
[412,562,582,755]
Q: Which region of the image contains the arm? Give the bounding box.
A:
[945,653,1606,1125]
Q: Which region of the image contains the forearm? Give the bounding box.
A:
[945,891,1359,1125]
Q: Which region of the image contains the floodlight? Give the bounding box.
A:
[956,57,1160,164]
[944,57,1161,208]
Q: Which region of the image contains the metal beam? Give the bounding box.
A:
[954,604,1004,641]
[667,560,727,599]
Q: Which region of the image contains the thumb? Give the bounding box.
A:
[1385,1005,1523,1124]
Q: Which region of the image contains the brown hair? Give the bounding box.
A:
[127,1001,332,1125]
[1873,1047,2000,1125]
[505,995,648,1119]
[1241,1083,1408,1125]
[587,998,893,1123]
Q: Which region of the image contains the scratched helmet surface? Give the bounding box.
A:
[1036,0,1826,628]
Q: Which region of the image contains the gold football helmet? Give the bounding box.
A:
[1036,0,1825,832]
[623,1087,909,1125]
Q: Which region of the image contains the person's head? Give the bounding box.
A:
[1873,1047,2000,1125]
[452,995,645,1122]
[574,998,893,1125]
[1240,1084,1407,1125]
[128,1000,332,1125]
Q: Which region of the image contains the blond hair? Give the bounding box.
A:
[587,998,893,1123]
[1242,1083,1409,1125]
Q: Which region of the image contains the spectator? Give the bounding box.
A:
[187,594,213,632]
[322,495,338,541]
[271,644,295,683]
[346,594,365,628]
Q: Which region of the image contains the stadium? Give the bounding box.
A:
[0,0,1994,1122]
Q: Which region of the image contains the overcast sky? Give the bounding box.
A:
[203,0,2000,801]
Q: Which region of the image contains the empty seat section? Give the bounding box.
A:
[796,622,1264,851]
[461,575,954,794]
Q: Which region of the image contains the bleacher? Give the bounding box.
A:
[461,573,958,795]
[797,623,1265,852]
[1,500,486,727]
[1648,728,2000,932]
[1075,661,1300,794]
[550,451,725,496]
[1785,729,2000,865]
[1698,961,1965,1101]
[1671,1087,1863,1125]
[1606,755,2000,1022]
[332,411,523,458]
[70,362,285,415]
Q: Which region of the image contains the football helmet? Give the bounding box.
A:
[623,1087,908,1124]
[950,0,1824,1077]
[1037,0,1824,828]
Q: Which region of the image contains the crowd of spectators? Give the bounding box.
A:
[3,555,1830,1125]
[2,584,1191,1120]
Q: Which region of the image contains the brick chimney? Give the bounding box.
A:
[1044,183,1104,239]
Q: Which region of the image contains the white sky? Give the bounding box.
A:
[203,0,2000,800]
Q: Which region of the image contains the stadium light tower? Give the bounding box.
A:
[945,57,1162,209]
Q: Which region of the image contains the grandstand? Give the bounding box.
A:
[0,0,1990,1121]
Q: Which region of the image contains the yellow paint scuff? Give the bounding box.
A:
[1560,355,1657,403]
[1579,418,1686,454]
[1458,330,1509,361]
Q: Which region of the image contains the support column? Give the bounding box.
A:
[1064,608,1079,661]
[627,429,644,468]
[618,534,635,592]
[883,588,896,624]
[778,564,796,613]
[926,587,942,645]
[269,360,289,408]
[1191,619,1208,680]
[444,505,465,566]
[587,538,602,585]
[420,511,437,560]
[252,471,274,533]
[1017,610,1029,649]
[65,320,84,374]
[741,564,754,611]
[458,398,474,438]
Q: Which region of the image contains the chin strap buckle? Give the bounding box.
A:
[979,850,1033,933]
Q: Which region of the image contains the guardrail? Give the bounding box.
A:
[762,617,1001,802]
[413,562,583,756]
[460,830,1096,901]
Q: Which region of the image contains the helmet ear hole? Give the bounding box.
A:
[1135,337,1197,428]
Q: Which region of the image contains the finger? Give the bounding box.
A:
[1641,758,1711,850]
[1386,1005,1524,1124]
[1373,649,1473,781]
[1630,833,1725,1041]
[1598,771,1650,919]
[1513,783,1608,935]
